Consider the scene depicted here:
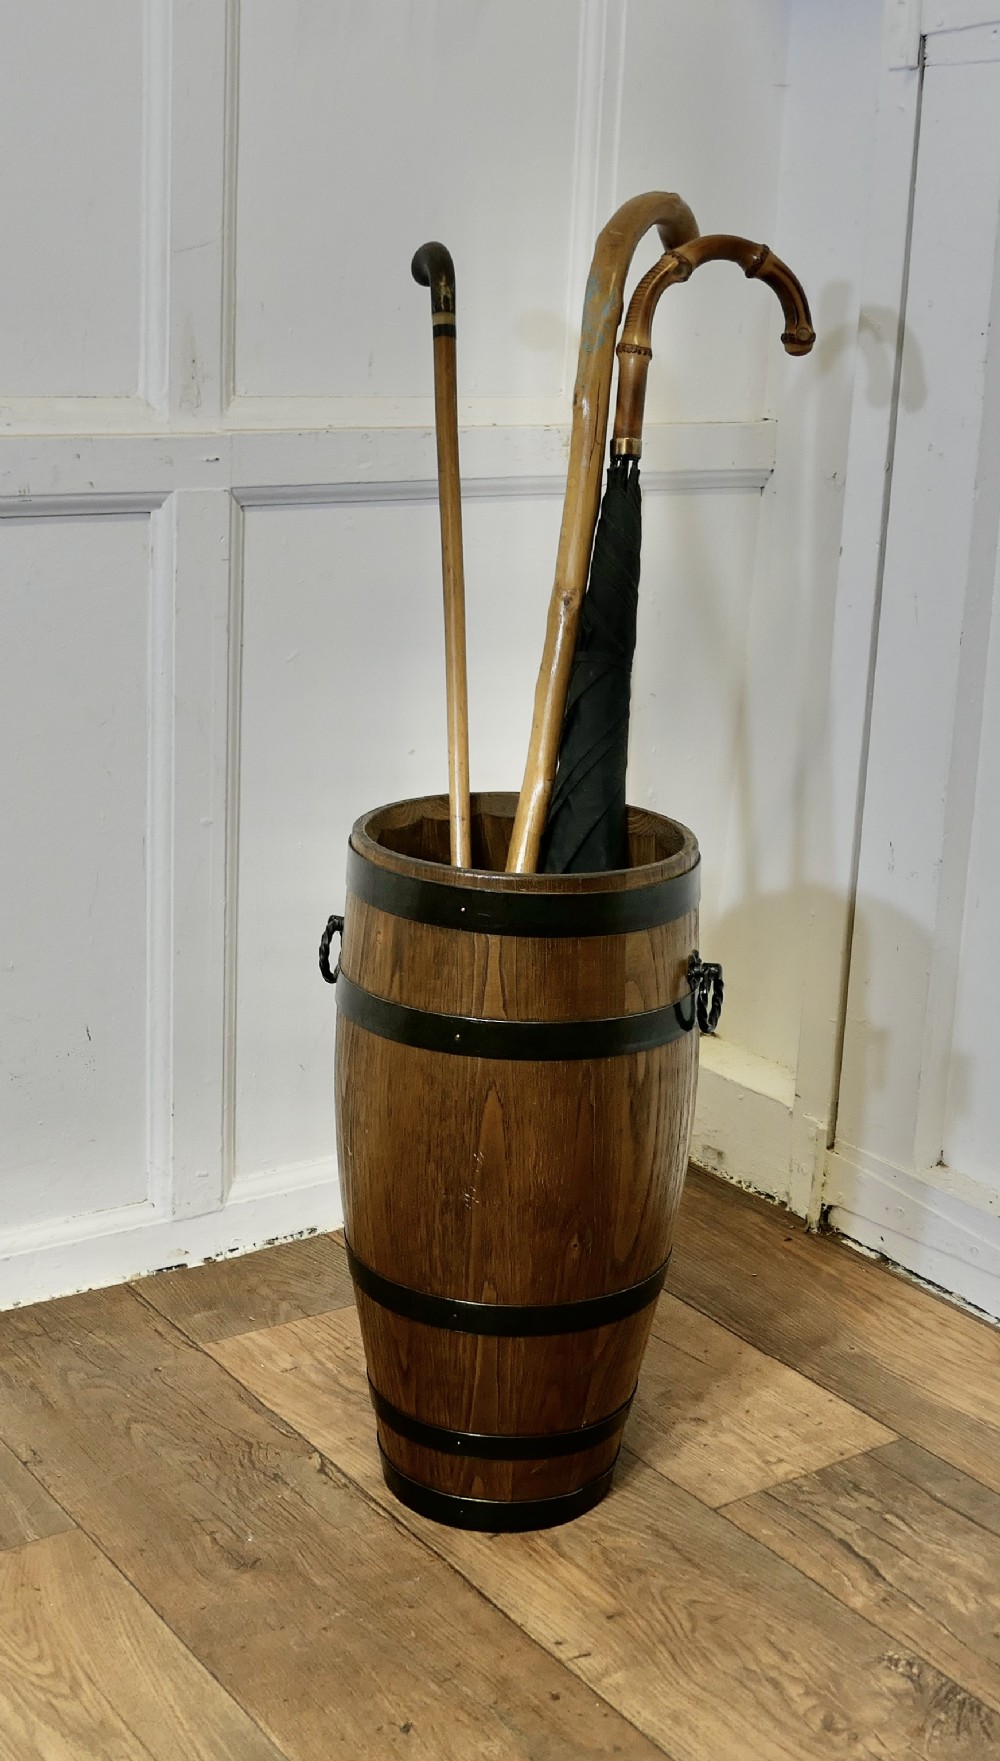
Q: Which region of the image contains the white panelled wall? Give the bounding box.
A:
[2,0,999,1321]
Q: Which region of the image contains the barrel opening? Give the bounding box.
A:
[366,792,687,873]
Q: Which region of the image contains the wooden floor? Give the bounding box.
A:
[1,1171,999,1760]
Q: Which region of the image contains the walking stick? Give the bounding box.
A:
[412,242,472,868]
[506,192,699,874]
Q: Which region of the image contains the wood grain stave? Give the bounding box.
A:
[339,1024,693,1303]
[342,895,697,1022]
[353,1294,652,1433]
[357,1290,652,1503]
[336,795,701,1515]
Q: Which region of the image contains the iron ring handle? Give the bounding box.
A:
[687,952,724,1035]
[319,914,344,985]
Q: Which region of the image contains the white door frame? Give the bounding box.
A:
[821,1,1000,1317]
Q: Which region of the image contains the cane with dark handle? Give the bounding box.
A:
[507,191,700,874]
[412,242,472,868]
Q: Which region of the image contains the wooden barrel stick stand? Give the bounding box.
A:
[323,195,752,1531]
[330,793,719,1530]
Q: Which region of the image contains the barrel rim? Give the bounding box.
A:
[344,841,700,937]
[350,790,699,896]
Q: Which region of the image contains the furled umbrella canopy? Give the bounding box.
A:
[540,454,641,873]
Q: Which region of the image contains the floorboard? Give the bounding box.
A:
[870,1438,1000,1539]
[213,1304,1000,1761]
[137,1230,354,1344]
[0,1286,665,1761]
[631,1292,894,1504]
[0,1528,286,1760]
[0,1438,73,1553]
[724,1438,1000,1717]
[665,1170,1000,1491]
[2,1170,999,1760]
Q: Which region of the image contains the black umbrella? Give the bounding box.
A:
[541,235,814,874]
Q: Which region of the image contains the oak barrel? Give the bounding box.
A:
[333,791,707,1530]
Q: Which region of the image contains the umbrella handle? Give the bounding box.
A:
[506,192,700,874]
[675,235,815,355]
[613,236,815,454]
[412,242,472,868]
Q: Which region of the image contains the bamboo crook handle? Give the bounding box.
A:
[672,234,815,354]
[613,235,815,455]
[506,192,699,874]
[412,241,472,868]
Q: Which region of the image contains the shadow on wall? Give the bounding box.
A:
[817,297,928,414]
[630,278,939,1213]
[708,882,967,1158]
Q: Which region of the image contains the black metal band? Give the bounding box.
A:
[336,971,696,1059]
[347,845,699,937]
[379,1448,617,1531]
[346,1239,670,1335]
[369,1381,634,1459]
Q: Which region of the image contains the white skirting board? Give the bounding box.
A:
[690,1037,799,1208]
[824,1148,1000,1324]
[0,1161,344,1314]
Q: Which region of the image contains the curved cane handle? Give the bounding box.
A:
[507,192,700,874]
[612,234,815,454]
[411,241,456,316]
[673,235,814,353]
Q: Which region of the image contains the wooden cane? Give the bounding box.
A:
[412,242,472,868]
[506,192,699,874]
